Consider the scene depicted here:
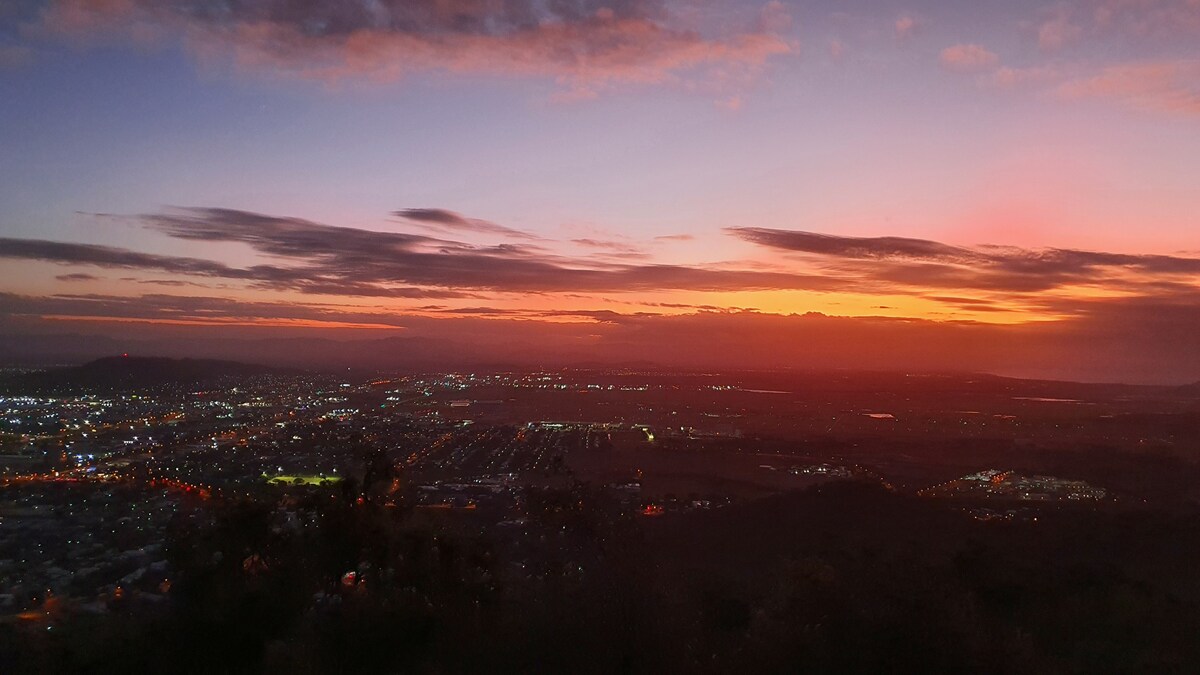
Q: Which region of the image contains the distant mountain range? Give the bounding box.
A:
[0,333,519,373]
[2,333,1200,391]
[0,355,295,394]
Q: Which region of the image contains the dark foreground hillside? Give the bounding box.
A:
[1,479,1197,675]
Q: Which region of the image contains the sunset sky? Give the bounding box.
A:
[1,0,1199,382]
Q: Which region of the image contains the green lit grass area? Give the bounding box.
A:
[263,474,343,486]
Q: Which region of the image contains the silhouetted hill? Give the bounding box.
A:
[1,355,296,393]
[1177,381,1200,396]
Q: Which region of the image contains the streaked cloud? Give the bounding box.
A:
[6,289,1200,383]
[729,227,1200,295]
[2,208,846,295]
[939,43,999,72]
[55,272,99,282]
[1057,60,1200,116]
[7,208,1200,320]
[36,0,794,97]
[1089,0,1200,38]
[394,208,540,240]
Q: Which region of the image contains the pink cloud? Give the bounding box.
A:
[939,43,999,72]
[894,15,918,39]
[716,95,743,111]
[38,0,795,97]
[1037,12,1084,51]
[1058,60,1200,115]
[1091,0,1200,37]
[758,1,793,34]
[988,65,1062,88]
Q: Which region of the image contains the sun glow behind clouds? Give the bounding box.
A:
[2,1,1200,380]
[5,207,1199,333]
